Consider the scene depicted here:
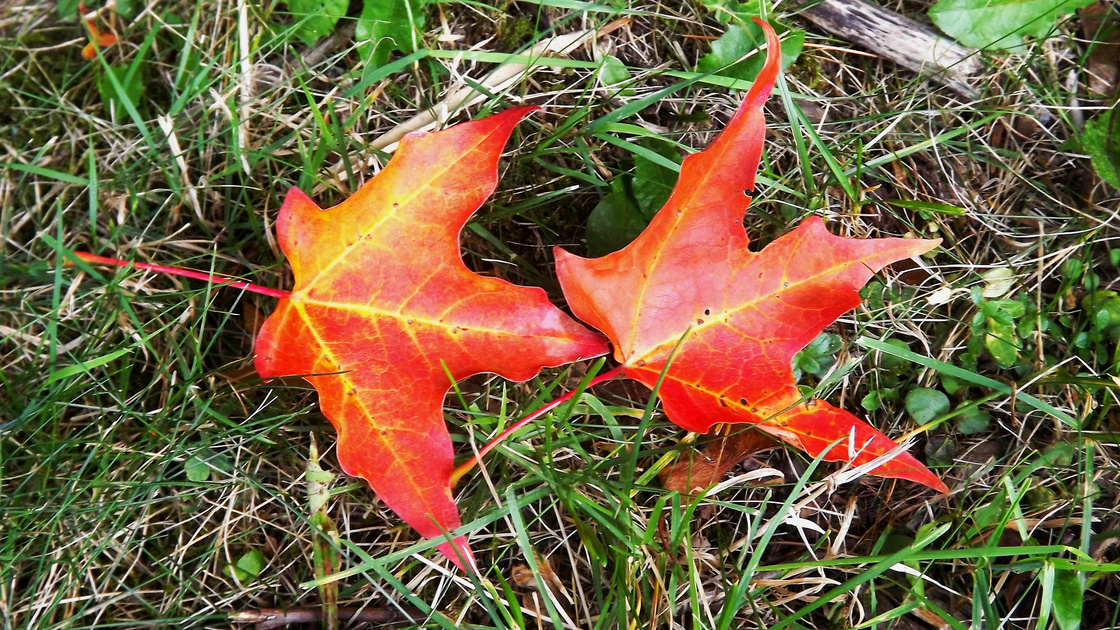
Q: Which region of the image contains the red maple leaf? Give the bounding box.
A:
[554,20,947,493]
[79,2,117,60]
[253,107,608,570]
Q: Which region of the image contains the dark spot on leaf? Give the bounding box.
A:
[637,360,646,367]
[740,398,748,405]
[704,309,711,316]
[697,318,704,325]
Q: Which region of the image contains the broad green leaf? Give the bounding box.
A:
[98,65,144,113]
[861,391,882,411]
[1081,107,1120,188]
[981,267,1015,298]
[184,456,211,482]
[1042,442,1074,467]
[587,177,648,256]
[697,21,804,83]
[985,318,1020,368]
[287,0,349,44]
[928,0,1095,50]
[58,0,80,19]
[941,374,963,395]
[874,338,912,373]
[793,332,842,379]
[357,0,425,69]
[1051,568,1083,630]
[116,0,140,19]
[599,55,632,93]
[226,549,268,582]
[905,388,951,424]
[955,407,990,434]
[631,139,680,218]
[696,0,762,23]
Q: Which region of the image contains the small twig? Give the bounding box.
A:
[790,0,984,98]
[369,29,595,152]
[229,606,422,629]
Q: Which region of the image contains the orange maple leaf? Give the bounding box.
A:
[79,2,117,60]
[554,20,947,493]
[254,107,609,570]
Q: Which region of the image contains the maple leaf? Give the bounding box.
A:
[554,20,948,493]
[79,2,117,59]
[254,107,609,570]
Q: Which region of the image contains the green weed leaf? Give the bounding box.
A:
[697,0,762,23]
[906,388,951,424]
[792,332,842,380]
[587,178,646,256]
[955,407,990,434]
[599,55,632,93]
[697,21,803,83]
[224,549,268,582]
[929,0,1095,50]
[98,65,144,113]
[861,391,882,411]
[985,319,1020,368]
[1081,106,1120,188]
[1051,568,1083,630]
[631,139,680,218]
[357,0,425,69]
[184,456,210,482]
[287,0,348,44]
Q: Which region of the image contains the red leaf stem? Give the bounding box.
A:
[72,251,291,299]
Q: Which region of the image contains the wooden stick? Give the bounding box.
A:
[791,0,984,97]
[229,606,421,629]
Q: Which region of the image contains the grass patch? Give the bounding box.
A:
[3,1,1119,628]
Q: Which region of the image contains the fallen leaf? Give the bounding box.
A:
[254,107,609,570]
[82,32,117,60]
[555,20,947,492]
[79,2,117,59]
[660,428,777,495]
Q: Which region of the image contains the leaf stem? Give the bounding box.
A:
[449,365,625,488]
[72,251,291,299]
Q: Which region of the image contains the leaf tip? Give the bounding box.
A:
[437,538,478,574]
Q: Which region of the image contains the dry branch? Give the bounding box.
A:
[792,0,984,97]
[229,606,421,629]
